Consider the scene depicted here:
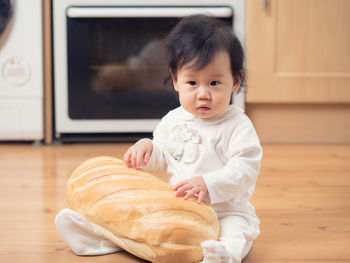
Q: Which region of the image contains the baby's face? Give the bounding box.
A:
[173,50,240,120]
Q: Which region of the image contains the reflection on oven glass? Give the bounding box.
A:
[90,39,168,93]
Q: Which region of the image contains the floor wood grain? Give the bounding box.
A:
[0,143,349,262]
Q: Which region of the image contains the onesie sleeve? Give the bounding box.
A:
[142,117,169,171]
[201,121,263,205]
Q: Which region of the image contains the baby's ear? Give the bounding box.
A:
[173,80,179,92]
[170,69,176,80]
[232,71,243,92]
[232,78,241,93]
[170,70,179,91]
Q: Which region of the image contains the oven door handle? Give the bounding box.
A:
[67,7,232,18]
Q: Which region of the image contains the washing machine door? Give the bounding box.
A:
[0,0,14,46]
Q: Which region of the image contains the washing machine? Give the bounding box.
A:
[0,0,44,141]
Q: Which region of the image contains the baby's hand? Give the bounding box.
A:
[174,176,208,204]
[124,138,153,169]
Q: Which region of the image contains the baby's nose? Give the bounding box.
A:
[197,86,211,100]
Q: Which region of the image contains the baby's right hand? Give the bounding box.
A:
[123,138,153,169]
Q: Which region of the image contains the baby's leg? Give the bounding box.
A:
[201,213,259,263]
[55,208,122,255]
[219,213,259,263]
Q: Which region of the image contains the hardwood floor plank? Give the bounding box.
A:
[0,143,349,262]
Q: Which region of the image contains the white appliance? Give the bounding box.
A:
[53,0,245,140]
[0,0,44,141]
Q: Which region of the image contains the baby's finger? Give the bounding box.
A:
[197,191,206,204]
[130,150,137,168]
[136,152,143,169]
[184,188,198,200]
[175,184,192,197]
[143,151,150,165]
[173,180,188,190]
[123,150,131,165]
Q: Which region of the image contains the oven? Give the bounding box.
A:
[53,0,245,141]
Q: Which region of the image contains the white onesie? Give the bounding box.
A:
[144,105,262,263]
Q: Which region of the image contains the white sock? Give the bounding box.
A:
[55,208,122,255]
[200,240,231,263]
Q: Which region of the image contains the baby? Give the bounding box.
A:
[124,14,262,263]
[56,14,262,263]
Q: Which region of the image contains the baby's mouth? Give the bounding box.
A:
[197,105,210,111]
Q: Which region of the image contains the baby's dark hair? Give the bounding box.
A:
[165,14,245,91]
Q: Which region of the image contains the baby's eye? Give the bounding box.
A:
[188,81,197,86]
[210,81,220,86]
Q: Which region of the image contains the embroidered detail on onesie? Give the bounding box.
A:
[167,123,200,163]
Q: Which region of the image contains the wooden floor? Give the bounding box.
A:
[0,143,349,263]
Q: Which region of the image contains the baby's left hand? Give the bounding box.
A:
[174,176,208,204]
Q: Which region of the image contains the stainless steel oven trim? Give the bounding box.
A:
[53,0,245,134]
[67,7,233,18]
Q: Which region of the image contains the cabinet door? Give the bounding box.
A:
[246,0,350,103]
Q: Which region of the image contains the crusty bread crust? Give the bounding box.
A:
[67,156,219,263]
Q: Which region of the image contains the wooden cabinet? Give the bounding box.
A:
[245,0,350,103]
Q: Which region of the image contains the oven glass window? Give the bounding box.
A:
[67,13,232,119]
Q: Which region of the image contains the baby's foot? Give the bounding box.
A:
[200,240,230,263]
[55,208,121,255]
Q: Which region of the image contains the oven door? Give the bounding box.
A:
[63,7,232,132]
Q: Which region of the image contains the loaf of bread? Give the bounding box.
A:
[66,156,219,263]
